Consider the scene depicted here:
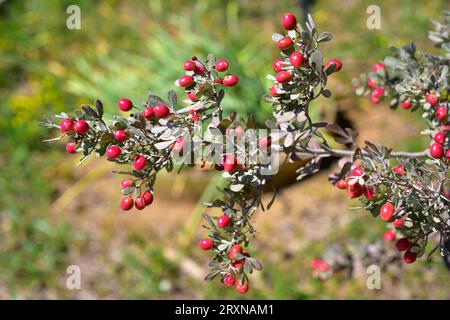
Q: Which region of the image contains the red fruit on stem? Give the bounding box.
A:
[380,202,395,222]
[367,78,378,87]
[272,58,284,72]
[215,59,229,72]
[336,179,347,190]
[352,165,364,176]
[371,94,381,104]
[229,244,243,260]
[222,155,238,173]
[311,258,329,273]
[436,106,447,121]
[65,142,77,154]
[134,155,147,171]
[363,186,375,200]
[393,164,406,175]
[106,145,121,159]
[153,104,171,118]
[217,215,231,228]
[187,92,198,102]
[232,260,244,269]
[401,100,412,109]
[60,118,74,134]
[373,63,384,72]
[223,273,235,287]
[346,181,363,198]
[222,74,239,87]
[325,59,342,72]
[403,250,417,264]
[199,238,213,250]
[289,52,304,68]
[277,37,293,50]
[121,179,133,189]
[434,131,446,144]
[281,13,297,30]
[114,129,128,143]
[372,87,384,97]
[118,98,133,111]
[143,107,155,120]
[194,64,206,75]
[395,238,411,251]
[384,230,396,242]
[430,142,444,159]
[142,191,153,205]
[426,93,439,106]
[392,218,404,228]
[74,120,89,134]
[276,71,292,83]
[189,110,201,122]
[135,197,146,210]
[269,85,281,97]
[235,280,248,294]
[120,197,134,211]
[178,75,194,87]
[446,150,450,160]
[183,60,196,71]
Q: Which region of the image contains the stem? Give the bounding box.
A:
[304,148,427,158]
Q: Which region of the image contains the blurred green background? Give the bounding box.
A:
[0,0,449,299]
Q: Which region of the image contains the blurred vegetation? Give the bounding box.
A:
[0,0,448,299]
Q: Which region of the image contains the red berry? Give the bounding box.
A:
[352,165,364,176]
[222,155,238,173]
[392,218,404,228]
[223,273,235,287]
[276,71,292,83]
[335,179,347,190]
[65,142,77,154]
[74,120,89,134]
[134,155,147,171]
[325,59,343,72]
[446,150,450,160]
[135,197,146,210]
[430,142,444,159]
[367,78,378,87]
[272,58,284,72]
[120,197,134,211]
[426,93,439,106]
[235,280,248,294]
[401,100,412,109]
[106,145,121,159]
[384,230,396,242]
[380,202,395,222]
[371,94,381,104]
[215,59,229,72]
[183,60,196,71]
[121,179,133,189]
[178,75,194,87]
[223,74,239,87]
[142,191,153,205]
[434,131,446,144]
[60,118,74,134]
[393,164,406,175]
[187,92,198,102]
[232,260,244,269]
[214,78,223,84]
[194,65,206,75]
[118,98,133,111]
[229,244,243,261]
[395,237,411,251]
[217,215,230,228]
[372,87,384,97]
[277,37,293,51]
[269,85,281,97]
[143,107,155,120]
[289,52,304,69]
[282,13,297,30]
[373,63,384,72]
[114,129,128,143]
[153,104,170,118]
[199,238,213,250]
[436,106,447,121]
[258,136,272,149]
[403,250,417,264]
[363,186,375,200]
[311,258,330,273]
[346,181,363,199]
[189,110,201,122]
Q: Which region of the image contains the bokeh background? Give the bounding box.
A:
[1,0,449,299]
